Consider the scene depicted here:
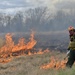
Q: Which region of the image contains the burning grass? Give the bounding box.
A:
[0,32,37,56]
[0,51,75,75]
[40,56,67,70]
[0,32,68,70]
[0,32,50,63]
[0,32,75,74]
[0,32,37,63]
[0,32,75,75]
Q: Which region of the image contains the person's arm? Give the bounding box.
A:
[70,36,73,41]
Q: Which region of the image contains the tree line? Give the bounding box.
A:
[0,7,75,33]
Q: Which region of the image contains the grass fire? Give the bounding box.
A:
[40,56,67,70]
[0,32,50,63]
[0,32,75,75]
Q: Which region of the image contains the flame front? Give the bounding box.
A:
[0,32,50,63]
[0,32,67,70]
[40,56,67,70]
[0,33,14,58]
[0,32,37,62]
[12,32,37,53]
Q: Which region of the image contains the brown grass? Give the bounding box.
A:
[0,51,75,75]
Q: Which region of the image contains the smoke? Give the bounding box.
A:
[55,0,75,9]
[31,0,75,7]
[24,0,75,16]
[25,0,75,10]
[0,0,75,14]
[26,0,59,8]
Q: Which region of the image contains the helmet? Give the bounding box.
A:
[68,26,74,31]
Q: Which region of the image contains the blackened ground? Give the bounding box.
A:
[1,32,69,52]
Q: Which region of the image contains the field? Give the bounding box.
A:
[0,32,74,75]
[0,51,75,75]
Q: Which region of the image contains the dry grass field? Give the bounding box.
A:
[0,51,75,75]
[0,32,74,75]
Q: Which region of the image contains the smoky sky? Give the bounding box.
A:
[0,0,75,14]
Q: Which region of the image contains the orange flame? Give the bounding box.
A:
[0,33,67,70]
[0,32,50,63]
[0,32,37,61]
[12,32,37,53]
[0,33,14,58]
[26,32,37,50]
[40,56,67,70]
